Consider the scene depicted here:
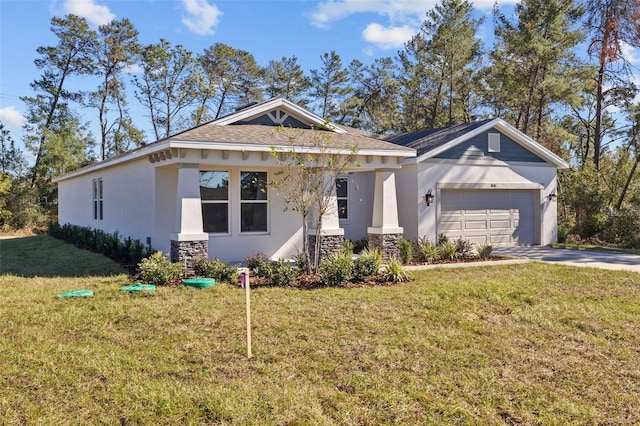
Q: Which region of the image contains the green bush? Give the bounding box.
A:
[416,241,439,263]
[137,252,182,285]
[477,243,493,259]
[194,258,240,284]
[257,259,297,287]
[48,222,154,267]
[244,252,269,274]
[342,239,354,255]
[438,241,458,260]
[319,251,353,287]
[382,257,409,283]
[398,238,413,264]
[557,222,569,244]
[600,208,640,248]
[353,248,382,280]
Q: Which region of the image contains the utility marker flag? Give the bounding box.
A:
[242,270,253,359]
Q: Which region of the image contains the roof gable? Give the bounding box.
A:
[211,97,346,133]
[388,119,568,169]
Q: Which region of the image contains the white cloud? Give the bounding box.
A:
[362,23,415,49]
[308,0,516,28]
[0,106,26,132]
[181,0,222,36]
[621,41,640,65]
[63,0,115,26]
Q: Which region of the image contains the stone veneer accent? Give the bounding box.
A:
[368,232,402,261]
[308,234,344,264]
[170,239,208,275]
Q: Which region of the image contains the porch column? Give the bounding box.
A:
[309,172,344,263]
[170,163,208,273]
[368,169,403,261]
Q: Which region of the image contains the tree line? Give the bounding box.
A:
[1,0,639,247]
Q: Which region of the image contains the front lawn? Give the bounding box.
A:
[1,237,639,424]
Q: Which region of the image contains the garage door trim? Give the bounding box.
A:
[436,182,542,246]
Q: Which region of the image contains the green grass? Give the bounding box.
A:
[1,235,126,277]
[1,237,639,424]
[551,242,640,255]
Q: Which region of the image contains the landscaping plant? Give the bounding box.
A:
[137,251,182,285]
[319,251,353,287]
[352,248,383,280]
[398,238,413,264]
[193,258,240,284]
[382,257,409,283]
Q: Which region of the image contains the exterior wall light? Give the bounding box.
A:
[549,191,557,202]
[425,189,434,206]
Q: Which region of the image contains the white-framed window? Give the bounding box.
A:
[336,177,348,220]
[200,171,229,233]
[92,178,103,220]
[488,132,501,152]
[240,171,268,233]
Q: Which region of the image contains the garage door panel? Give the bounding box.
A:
[489,219,511,230]
[439,220,462,231]
[439,189,536,246]
[464,220,488,230]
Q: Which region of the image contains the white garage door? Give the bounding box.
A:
[439,189,536,246]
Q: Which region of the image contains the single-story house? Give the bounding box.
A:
[54,98,569,266]
[54,97,415,266]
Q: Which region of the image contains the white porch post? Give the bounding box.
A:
[309,172,344,262]
[368,169,404,260]
[170,163,208,272]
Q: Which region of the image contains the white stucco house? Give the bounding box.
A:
[54,98,415,266]
[54,98,568,266]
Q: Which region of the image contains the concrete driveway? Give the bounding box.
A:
[492,246,640,273]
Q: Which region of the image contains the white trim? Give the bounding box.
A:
[212,98,347,133]
[437,182,543,190]
[367,227,404,234]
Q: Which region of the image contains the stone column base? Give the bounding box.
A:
[308,230,344,265]
[368,231,402,261]
[170,239,208,275]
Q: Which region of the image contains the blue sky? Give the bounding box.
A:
[0,0,515,146]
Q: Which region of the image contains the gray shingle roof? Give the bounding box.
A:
[172,123,414,153]
[384,120,493,156]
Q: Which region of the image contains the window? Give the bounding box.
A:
[488,133,501,152]
[200,171,229,233]
[240,171,268,233]
[93,178,103,220]
[336,177,348,220]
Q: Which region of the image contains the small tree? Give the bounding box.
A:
[270,126,358,273]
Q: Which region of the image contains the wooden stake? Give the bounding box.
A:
[244,270,253,359]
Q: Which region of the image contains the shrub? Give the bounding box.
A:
[48,222,154,267]
[245,252,269,274]
[398,238,413,264]
[342,239,354,255]
[353,248,382,280]
[477,243,493,259]
[438,233,449,245]
[455,238,474,257]
[292,250,310,274]
[352,238,369,254]
[382,257,409,283]
[557,222,569,244]
[194,258,240,284]
[257,259,298,287]
[319,251,353,287]
[416,241,439,263]
[137,251,182,285]
[438,241,458,260]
